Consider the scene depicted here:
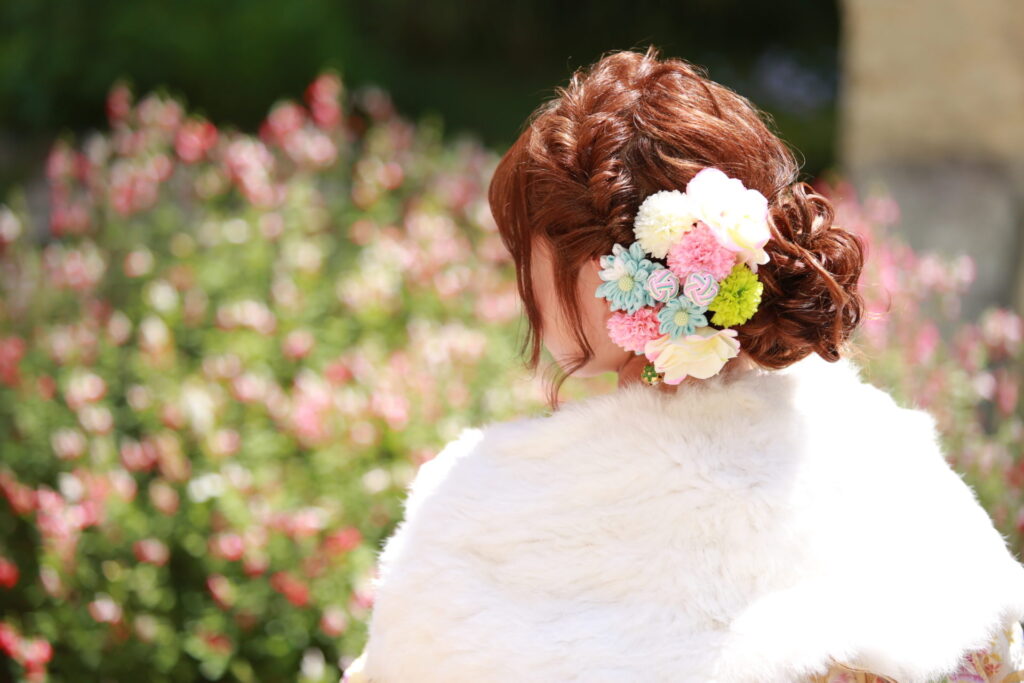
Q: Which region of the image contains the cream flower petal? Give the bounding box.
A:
[643,327,740,384]
[632,190,699,259]
[684,168,771,271]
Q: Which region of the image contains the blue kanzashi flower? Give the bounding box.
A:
[658,294,709,339]
[594,242,657,314]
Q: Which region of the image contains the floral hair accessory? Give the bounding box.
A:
[595,242,657,314]
[594,167,771,385]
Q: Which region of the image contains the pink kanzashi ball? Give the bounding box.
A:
[682,271,719,307]
[646,268,680,302]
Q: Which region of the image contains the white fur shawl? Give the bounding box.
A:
[359,353,1024,682]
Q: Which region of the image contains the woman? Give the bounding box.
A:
[344,46,1024,682]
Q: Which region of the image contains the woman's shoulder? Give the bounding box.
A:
[360,351,1024,682]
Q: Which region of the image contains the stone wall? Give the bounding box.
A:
[839,0,1024,317]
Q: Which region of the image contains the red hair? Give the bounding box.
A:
[487,46,865,409]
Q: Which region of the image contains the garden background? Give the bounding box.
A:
[1,1,1023,681]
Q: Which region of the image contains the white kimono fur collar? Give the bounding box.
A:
[362,353,1024,682]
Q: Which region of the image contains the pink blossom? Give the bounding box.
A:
[324,359,353,385]
[148,480,180,515]
[201,630,233,656]
[211,532,245,561]
[175,118,218,163]
[283,329,316,360]
[109,160,160,216]
[324,527,362,556]
[666,222,736,281]
[20,637,53,668]
[243,551,269,577]
[606,307,662,354]
[291,379,333,446]
[136,94,183,133]
[108,466,138,500]
[305,73,343,129]
[52,427,87,461]
[209,428,241,458]
[349,420,379,447]
[980,309,1023,358]
[120,438,159,472]
[282,128,338,169]
[207,574,236,609]
[0,557,18,588]
[319,606,349,637]
[104,83,132,126]
[133,539,170,566]
[49,199,92,237]
[370,390,410,430]
[223,137,283,208]
[262,102,306,145]
[912,322,940,365]
[78,404,114,435]
[0,336,26,387]
[995,368,1019,417]
[0,623,20,656]
[0,471,35,515]
[89,594,123,623]
[271,571,310,607]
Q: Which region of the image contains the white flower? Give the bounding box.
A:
[632,190,699,259]
[643,327,740,383]
[684,168,771,272]
[597,243,630,282]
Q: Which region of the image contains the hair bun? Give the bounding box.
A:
[738,181,866,368]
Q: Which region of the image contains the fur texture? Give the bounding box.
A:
[361,353,1024,682]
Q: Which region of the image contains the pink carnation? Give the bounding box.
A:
[667,221,736,281]
[606,307,661,354]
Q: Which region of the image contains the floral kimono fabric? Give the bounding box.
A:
[342,621,1024,683]
[808,621,1024,683]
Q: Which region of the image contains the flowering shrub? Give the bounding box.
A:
[0,72,613,682]
[0,72,1021,681]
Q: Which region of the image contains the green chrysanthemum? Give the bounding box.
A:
[707,263,763,327]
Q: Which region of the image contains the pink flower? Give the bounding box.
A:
[207,574,236,609]
[210,533,245,562]
[148,480,179,515]
[0,336,26,387]
[175,118,218,163]
[0,557,18,589]
[20,637,53,668]
[912,322,940,365]
[283,329,316,360]
[606,307,662,354]
[305,73,343,129]
[319,606,349,637]
[324,527,362,556]
[133,539,170,566]
[271,571,310,607]
[88,594,123,623]
[666,222,736,281]
[0,623,20,656]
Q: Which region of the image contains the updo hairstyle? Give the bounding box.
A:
[487,45,865,405]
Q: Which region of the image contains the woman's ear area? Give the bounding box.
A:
[581,253,604,287]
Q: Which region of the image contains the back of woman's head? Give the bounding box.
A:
[487,45,865,403]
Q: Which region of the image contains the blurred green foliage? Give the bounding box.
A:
[0,71,618,681]
[0,0,840,196]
